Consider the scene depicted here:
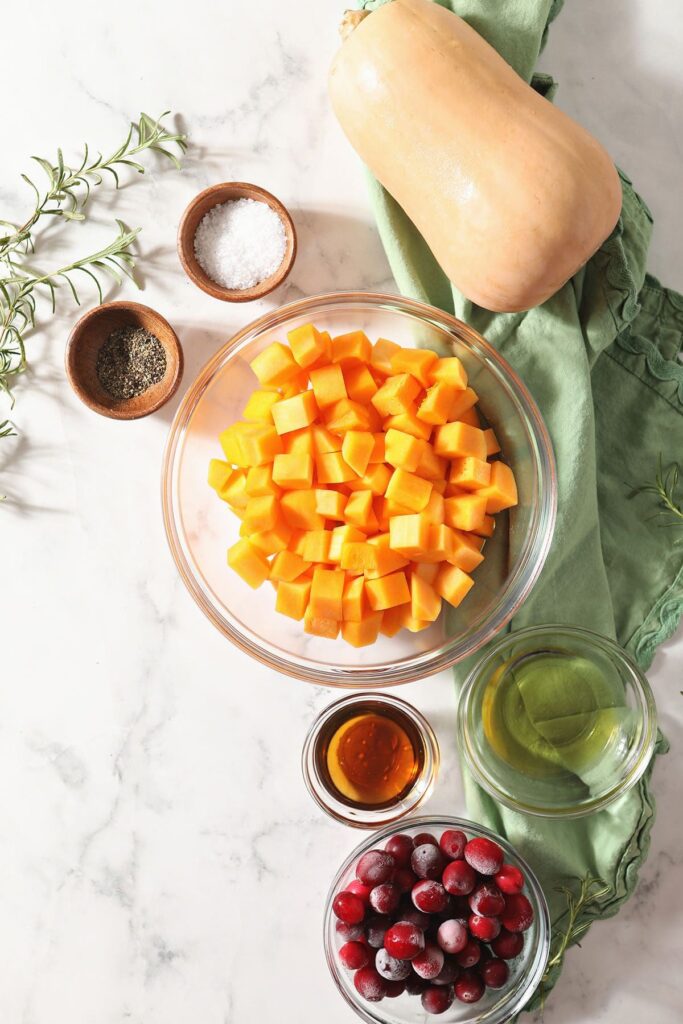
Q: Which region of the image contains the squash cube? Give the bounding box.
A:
[380,604,406,637]
[283,428,315,456]
[243,494,278,533]
[328,525,366,563]
[243,389,281,422]
[316,451,357,484]
[435,564,475,607]
[418,383,459,426]
[227,539,270,589]
[390,347,438,388]
[342,613,383,648]
[287,322,328,368]
[366,571,411,611]
[369,433,386,463]
[448,529,485,572]
[473,514,496,538]
[422,490,445,524]
[430,356,468,390]
[344,490,378,531]
[309,363,347,409]
[449,457,491,491]
[414,443,447,481]
[458,406,481,427]
[366,533,410,578]
[309,566,345,619]
[245,463,281,497]
[413,562,440,584]
[484,428,501,456]
[433,421,486,460]
[345,462,392,496]
[340,542,378,575]
[238,423,283,466]
[342,431,375,477]
[447,387,479,421]
[280,489,325,530]
[384,408,433,441]
[331,330,372,365]
[301,529,333,563]
[342,575,367,621]
[250,342,299,387]
[311,425,342,454]
[444,493,488,532]
[222,469,248,510]
[384,428,425,471]
[371,338,401,376]
[389,514,431,558]
[343,363,378,405]
[479,461,518,512]
[371,373,420,417]
[386,468,433,513]
[276,578,311,620]
[270,549,311,582]
[411,574,442,622]
[303,609,340,639]
[272,390,318,435]
[249,513,292,555]
[314,489,347,520]
[208,458,235,496]
[219,424,249,467]
[325,399,370,434]
[272,452,314,490]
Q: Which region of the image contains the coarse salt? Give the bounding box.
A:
[193,198,287,290]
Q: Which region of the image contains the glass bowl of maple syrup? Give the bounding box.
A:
[302,693,440,827]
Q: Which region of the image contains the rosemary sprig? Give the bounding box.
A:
[628,454,683,528]
[539,874,610,1006]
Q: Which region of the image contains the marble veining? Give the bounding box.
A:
[2,0,681,1022]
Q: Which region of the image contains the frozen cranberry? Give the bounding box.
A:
[501,893,534,933]
[436,918,468,954]
[413,832,438,847]
[333,891,365,925]
[384,921,425,960]
[354,965,388,1002]
[469,882,505,918]
[406,973,428,995]
[455,938,481,968]
[385,834,414,867]
[439,829,467,860]
[365,915,390,948]
[454,970,485,1003]
[481,958,509,989]
[495,863,525,895]
[399,903,431,931]
[491,928,524,959]
[432,956,460,986]
[442,859,476,896]
[412,879,449,914]
[385,979,406,998]
[369,882,401,916]
[336,919,364,942]
[412,941,445,980]
[356,849,396,886]
[412,844,446,880]
[346,879,373,905]
[469,914,501,942]
[421,985,454,1014]
[375,948,411,981]
[464,837,504,876]
[394,867,417,893]
[339,941,370,971]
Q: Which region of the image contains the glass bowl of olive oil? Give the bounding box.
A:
[457,624,657,818]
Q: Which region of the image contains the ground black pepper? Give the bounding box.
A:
[96,326,166,400]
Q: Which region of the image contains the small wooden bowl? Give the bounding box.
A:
[65,301,184,420]
[177,182,297,302]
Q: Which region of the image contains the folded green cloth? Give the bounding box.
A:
[355,0,683,1005]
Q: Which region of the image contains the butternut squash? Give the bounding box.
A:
[329,0,622,312]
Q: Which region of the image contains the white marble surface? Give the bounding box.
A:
[2,1,681,1022]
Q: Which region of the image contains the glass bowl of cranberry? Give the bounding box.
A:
[323,815,550,1023]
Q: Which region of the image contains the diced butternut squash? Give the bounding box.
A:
[433,421,486,460]
[414,443,447,481]
[422,490,445,525]
[411,574,442,622]
[390,347,438,387]
[473,514,496,538]
[245,463,281,497]
[449,457,491,491]
[316,451,357,484]
[479,461,518,512]
[430,356,468,390]
[227,539,270,588]
[222,469,248,509]
[309,566,345,619]
[371,338,401,375]
[238,423,283,466]
[458,405,481,427]
[272,453,314,490]
[444,493,488,532]
[276,578,311,619]
[345,462,392,496]
[304,609,340,639]
[287,322,327,368]
[435,564,475,607]
[250,342,299,387]
[372,373,420,416]
[389,514,431,558]
[484,428,501,456]
[325,398,371,434]
[413,561,440,584]
[280,490,325,531]
[366,533,409,578]
[342,575,367,621]
[449,387,479,421]
[208,458,235,496]
[342,612,383,647]
[448,529,486,572]
[311,424,342,454]
[272,390,318,435]
[250,515,292,555]
[328,524,367,563]
[366,571,411,610]
[386,468,433,513]
[344,490,378,531]
[384,428,425,471]
[219,424,249,467]
[309,363,347,408]
[270,549,311,582]
[369,433,386,463]
[243,389,281,422]
[243,494,278,533]
[417,382,459,425]
[380,603,408,637]
[342,431,375,477]
[301,529,333,563]
[344,363,378,405]
[384,408,433,441]
[331,330,372,365]
[314,489,347,520]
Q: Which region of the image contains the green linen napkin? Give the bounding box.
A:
[353,0,683,1005]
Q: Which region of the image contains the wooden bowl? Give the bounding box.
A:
[177,182,297,302]
[65,301,184,420]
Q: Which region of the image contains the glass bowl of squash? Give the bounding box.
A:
[161,291,556,686]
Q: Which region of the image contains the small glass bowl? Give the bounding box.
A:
[161,292,556,687]
[323,815,550,1024]
[302,693,440,828]
[457,624,658,818]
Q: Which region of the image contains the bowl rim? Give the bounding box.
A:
[322,813,551,1024]
[161,291,557,686]
[457,623,659,818]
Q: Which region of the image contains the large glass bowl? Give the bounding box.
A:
[323,815,551,1024]
[161,292,556,686]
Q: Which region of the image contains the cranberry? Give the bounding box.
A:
[399,903,431,931]
[442,859,476,896]
[412,879,449,914]
[384,921,425,960]
[394,867,417,893]
[339,940,370,971]
[413,832,438,847]
[436,918,468,954]
[495,863,525,895]
[356,849,396,886]
[464,837,504,876]
[454,970,485,1003]
[346,879,373,904]
[469,914,501,942]
[501,893,534,933]
[469,882,505,917]
[375,948,411,981]
[439,829,466,860]
[406,973,428,995]
[491,928,524,959]
[369,882,401,916]
[455,938,481,968]
[432,956,460,986]
[365,915,390,948]
[481,957,509,989]
[412,941,445,980]
[333,891,365,925]
[385,979,406,998]
[354,965,388,1002]
[336,919,364,942]
[385,834,414,867]
[412,844,446,880]
[421,985,454,1014]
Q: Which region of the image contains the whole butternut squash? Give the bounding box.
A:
[329,0,622,312]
